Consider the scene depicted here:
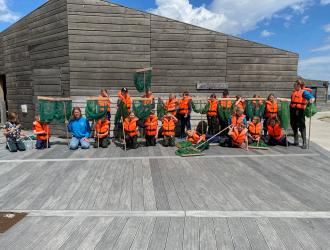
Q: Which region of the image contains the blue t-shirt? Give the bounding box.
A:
[67,116,91,139]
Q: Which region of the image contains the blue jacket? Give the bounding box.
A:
[67,116,91,139]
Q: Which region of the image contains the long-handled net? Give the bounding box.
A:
[175,141,210,156]
[191,100,210,114]
[305,103,317,118]
[38,98,72,123]
[218,102,234,122]
[245,100,265,120]
[157,98,167,120]
[85,99,108,120]
[134,69,152,93]
[115,101,129,125]
[278,101,290,129]
[132,100,153,122]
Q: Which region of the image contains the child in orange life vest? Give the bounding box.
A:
[143,90,155,109]
[98,89,111,123]
[93,116,110,148]
[162,112,178,147]
[33,114,51,150]
[229,108,247,127]
[235,95,245,110]
[186,130,206,145]
[267,118,288,146]
[178,91,192,138]
[248,116,262,144]
[207,93,219,135]
[219,89,232,133]
[263,93,278,136]
[164,94,178,116]
[117,87,132,113]
[228,124,248,149]
[123,112,139,149]
[144,110,158,147]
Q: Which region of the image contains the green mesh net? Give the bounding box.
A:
[305,103,317,118]
[192,101,210,114]
[278,102,290,130]
[157,99,166,120]
[176,141,192,148]
[218,102,234,122]
[245,101,265,120]
[115,100,129,124]
[249,140,268,148]
[85,100,108,120]
[175,141,209,156]
[132,100,153,122]
[134,70,152,93]
[39,99,72,123]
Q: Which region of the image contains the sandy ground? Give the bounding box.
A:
[306,111,330,152]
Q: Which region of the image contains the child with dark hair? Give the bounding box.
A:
[267,118,288,146]
[2,112,26,152]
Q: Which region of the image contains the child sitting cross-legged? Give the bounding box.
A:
[186,130,205,145]
[33,114,51,149]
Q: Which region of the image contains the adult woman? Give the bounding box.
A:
[67,107,91,150]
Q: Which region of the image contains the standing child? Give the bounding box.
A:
[144,110,158,147]
[33,114,51,149]
[178,91,192,138]
[267,118,288,146]
[264,93,278,136]
[248,116,262,144]
[162,113,178,147]
[207,93,219,135]
[94,116,110,148]
[2,112,26,152]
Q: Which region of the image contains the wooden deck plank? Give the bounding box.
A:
[141,158,157,210]
[213,218,235,250]
[118,160,134,210]
[241,218,270,250]
[131,160,145,210]
[112,217,142,250]
[256,218,286,250]
[130,217,156,250]
[183,217,199,250]
[164,217,184,250]
[147,217,170,250]
[199,217,217,250]
[227,218,252,250]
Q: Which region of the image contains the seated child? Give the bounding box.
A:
[162,113,178,147]
[144,110,158,147]
[94,116,110,148]
[229,108,247,127]
[186,130,205,145]
[3,112,26,152]
[228,124,248,149]
[267,118,288,146]
[33,114,51,149]
[248,116,262,144]
[124,112,139,149]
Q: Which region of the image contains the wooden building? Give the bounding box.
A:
[0,0,327,127]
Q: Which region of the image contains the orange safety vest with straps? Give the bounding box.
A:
[267,124,284,141]
[248,122,262,140]
[124,118,138,137]
[290,90,307,110]
[207,99,218,117]
[231,114,246,127]
[220,100,232,109]
[265,101,278,118]
[98,95,111,112]
[33,121,50,140]
[95,119,110,138]
[187,131,206,144]
[162,117,176,136]
[165,98,178,116]
[144,115,158,136]
[118,91,132,112]
[179,96,191,115]
[231,127,247,146]
[143,95,155,105]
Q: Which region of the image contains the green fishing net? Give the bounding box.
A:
[175,141,209,156]
[132,100,153,122]
[249,140,268,148]
[39,99,72,123]
[245,100,265,120]
[134,70,152,93]
[305,103,317,118]
[157,98,166,120]
[218,102,234,122]
[85,100,108,120]
[176,141,192,148]
[278,102,290,129]
[115,100,129,124]
[191,101,210,114]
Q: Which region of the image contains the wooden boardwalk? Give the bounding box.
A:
[0,141,329,249]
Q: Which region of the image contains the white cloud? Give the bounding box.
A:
[150,0,314,35]
[320,0,330,5]
[310,44,330,52]
[0,0,19,23]
[323,24,330,33]
[299,55,330,82]
[260,30,275,37]
[301,15,309,23]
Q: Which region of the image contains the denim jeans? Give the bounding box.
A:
[36,140,50,150]
[69,137,90,150]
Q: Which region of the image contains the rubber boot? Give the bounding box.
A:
[293,131,299,146]
[301,130,307,149]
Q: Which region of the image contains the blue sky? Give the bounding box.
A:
[1,0,330,84]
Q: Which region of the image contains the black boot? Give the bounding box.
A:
[301,130,307,149]
[293,131,299,146]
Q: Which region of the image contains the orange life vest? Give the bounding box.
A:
[231,114,246,127]
[162,117,176,136]
[144,115,158,136]
[124,118,138,137]
[179,96,191,115]
[231,127,247,146]
[98,95,111,112]
[265,101,278,118]
[187,131,205,144]
[143,94,154,105]
[207,99,218,117]
[290,90,307,110]
[95,119,110,138]
[118,91,132,112]
[33,121,50,140]
[236,100,245,110]
[267,124,284,141]
[248,122,262,140]
[165,98,178,116]
[220,100,232,109]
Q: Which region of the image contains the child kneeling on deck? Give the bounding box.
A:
[124,112,139,149]
[2,112,26,152]
[228,124,248,149]
[186,130,206,145]
[267,118,288,146]
[248,116,262,144]
[144,110,158,147]
[33,114,51,149]
[162,113,178,147]
[94,116,110,148]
